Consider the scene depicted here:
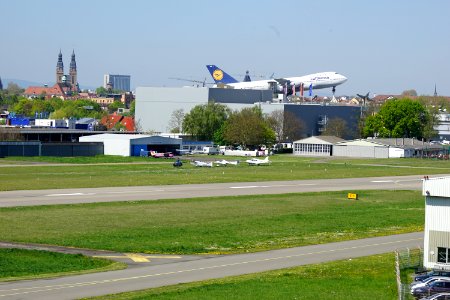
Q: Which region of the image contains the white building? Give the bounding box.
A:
[34,119,75,129]
[79,133,181,156]
[423,177,450,270]
[293,136,344,156]
[436,113,450,142]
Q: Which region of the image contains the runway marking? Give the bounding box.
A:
[371,180,394,183]
[105,189,165,194]
[230,185,270,189]
[0,236,422,297]
[45,193,95,197]
[230,184,316,189]
[92,253,182,263]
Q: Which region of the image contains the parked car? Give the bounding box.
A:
[419,292,450,300]
[412,280,450,298]
[412,277,450,289]
[416,271,450,282]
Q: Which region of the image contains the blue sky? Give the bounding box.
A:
[1,0,449,96]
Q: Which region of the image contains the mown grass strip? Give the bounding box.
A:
[86,253,397,300]
[1,155,449,191]
[0,190,424,254]
[0,248,125,282]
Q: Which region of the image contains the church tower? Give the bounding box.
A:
[56,50,64,84]
[69,50,78,92]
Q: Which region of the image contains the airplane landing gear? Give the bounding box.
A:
[331,86,337,102]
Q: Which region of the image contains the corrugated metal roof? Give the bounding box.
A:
[293,136,344,145]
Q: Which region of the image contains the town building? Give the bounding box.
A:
[103,74,131,92]
[423,176,450,270]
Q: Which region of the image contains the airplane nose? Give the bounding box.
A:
[341,75,348,83]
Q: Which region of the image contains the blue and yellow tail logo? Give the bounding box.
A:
[213,69,224,81]
[206,65,239,84]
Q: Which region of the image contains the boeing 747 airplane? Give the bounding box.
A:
[206,65,347,96]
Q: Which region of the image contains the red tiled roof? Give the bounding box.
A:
[100,114,135,131]
[23,84,65,97]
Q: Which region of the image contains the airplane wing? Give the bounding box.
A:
[274,78,291,86]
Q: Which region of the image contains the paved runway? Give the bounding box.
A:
[0,174,437,207]
[0,232,423,300]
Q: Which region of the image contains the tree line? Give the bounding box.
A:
[170,96,442,148]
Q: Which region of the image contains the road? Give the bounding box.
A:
[0,232,423,300]
[0,174,437,207]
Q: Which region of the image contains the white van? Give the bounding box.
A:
[203,146,220,155]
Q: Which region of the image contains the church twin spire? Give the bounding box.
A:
[56,49,78,92]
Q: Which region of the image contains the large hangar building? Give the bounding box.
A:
[135,87,361,139]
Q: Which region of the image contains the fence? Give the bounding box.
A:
[396,247,424,300]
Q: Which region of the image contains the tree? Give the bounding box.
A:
[96,86,122,96]
[107,101,125,114]
[401,89,418,97]
[5,82,23,95]
[168,108,185,133]
[12,99,33,116]
[266,110,305,142]
[321,117,349,138]
[266,110,284,143]
[95,86,108,96]
[129,100,135,116]
[362,98,431,139]
[283,111,305,141]
[267,110,305,143]
[223,106,276,148]
[182,102,230,140]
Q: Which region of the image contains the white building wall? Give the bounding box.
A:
[333,145,389,158]
[388,147,405,158]
[423,177,450,197]
[423,177,450,269]
[136,87,209,133]
[103,140,130,156]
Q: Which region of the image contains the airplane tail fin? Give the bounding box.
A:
[206,65,239,84]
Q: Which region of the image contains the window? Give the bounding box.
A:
[437,247,450,263]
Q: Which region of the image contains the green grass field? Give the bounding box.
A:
[0,190,423,254]
[86,253,397,300]
[0,248,125,282]
[0,155,449,191]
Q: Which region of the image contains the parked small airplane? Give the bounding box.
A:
[206,65,347,96]
[215,159,239,166]
[150,151,173,158]
[192,160,213,167]
[246,156,270,166]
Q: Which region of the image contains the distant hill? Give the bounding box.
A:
[2,78,96,91]
[2,78,47,88]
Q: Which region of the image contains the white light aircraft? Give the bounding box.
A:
[206,65,347,96]
[246,156,270,166]
[215,159,239,166]
[192,160,213,168]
